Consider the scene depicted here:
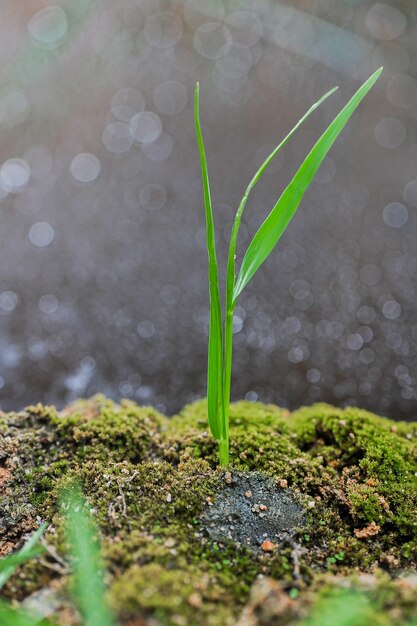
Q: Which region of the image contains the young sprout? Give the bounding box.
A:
[0,523,46,590]
[195,68,382,465]
[0,488,114,626]
[64,487,115,626]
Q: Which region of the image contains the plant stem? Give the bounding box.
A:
[220,307,234,465]
[218,437,229,465]
[221,193,246,467]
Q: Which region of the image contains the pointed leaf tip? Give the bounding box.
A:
[233,68,382,302]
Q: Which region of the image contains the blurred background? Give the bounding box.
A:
[0,0,416,419]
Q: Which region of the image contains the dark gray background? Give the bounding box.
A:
[0,0,416,418]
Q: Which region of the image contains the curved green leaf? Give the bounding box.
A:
[222,87,338,447]
[233,67,382,303]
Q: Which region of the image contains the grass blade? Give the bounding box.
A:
[233,67,382,302]
[300,591,372,626]
[65,489,115,626]
[0,601,55,626]
[225,84,338,307]
[0,548,44,574]
[0,523,47,590]
[194,82,224,443]
[223,86,339,421]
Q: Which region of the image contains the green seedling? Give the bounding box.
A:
[195,68,382,465]
[0,522,46,590]
[300,590,373,626]
[64,487,115,626]
[0,602,55,626]
[0,489,114,626]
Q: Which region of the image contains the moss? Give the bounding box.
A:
[167,401,417,569]
[111,562,239,626]
[52,397,166,463]
[1,397,417,625]
[303,570,417,626]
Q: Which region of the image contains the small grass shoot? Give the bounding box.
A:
[0,523,46,591]
[195,68,382,465]
[0,488,114,626]
[64,487,115,626]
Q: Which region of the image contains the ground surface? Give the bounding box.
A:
[1,396,417,625]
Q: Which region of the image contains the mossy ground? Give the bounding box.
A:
[1,396,417,625]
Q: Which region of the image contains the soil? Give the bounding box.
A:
[1,396,417,625]
[202,472,305,549]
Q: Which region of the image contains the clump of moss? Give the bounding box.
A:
[1,397,417,626]
[166,401,417,569]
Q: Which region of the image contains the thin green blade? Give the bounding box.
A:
[300,591,372,626]
[0,601,55,626]
[243,86,338,194]
[222,86,338,432]
[0,523,47,590]
[0,547,44,574]
[233,67,382,302]
[194,83,224,441]
[65,489,115,626]
[225,85,338,311]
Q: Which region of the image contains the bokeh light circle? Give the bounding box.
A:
[139,184,167,211]
[70,153,101,183]
[130,112,162,144]
[374,118,406,149]
[194,22,232,60]
[28,222,55,247]
[382,202,408,228]
[1,158,30,191]
[103,122,133,154]
[27,6,68,46]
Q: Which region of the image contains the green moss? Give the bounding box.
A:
[111,563,237,626]
[53,397,166,463]
[304,570,417,626]
[1,398,417,625]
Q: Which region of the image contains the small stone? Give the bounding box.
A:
[244,490,253,498]
[354,522,381,539]
[259,504,267,511]
[308,501,315,508]
[187,592,202,608]
[278,479,288,489]
[166,493,172,503]
[224,472,233,484]
[378,495,389,510]
[164,538,176,548]
[383,553,400,568]
[261,540,277,552]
